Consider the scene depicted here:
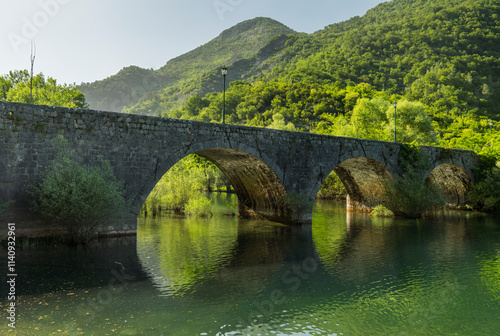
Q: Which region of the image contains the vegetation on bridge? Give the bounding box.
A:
[30,137,127,244]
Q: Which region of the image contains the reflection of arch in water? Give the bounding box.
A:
[425,163,473,208]
[312,201,350,270]
[136,217,238,296]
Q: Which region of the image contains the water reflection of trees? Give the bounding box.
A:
[312,202,476,283]
[137,216,291,298]
[137,216,238,296]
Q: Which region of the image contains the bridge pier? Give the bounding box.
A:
[345,195,373,212]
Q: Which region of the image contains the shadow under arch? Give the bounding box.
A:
[317,156,395,212]
[196,148,289,223]
[131,143,291,223]
[425,163,473,207]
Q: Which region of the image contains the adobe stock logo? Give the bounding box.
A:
[8,0,73,53]
[213,0,244,21]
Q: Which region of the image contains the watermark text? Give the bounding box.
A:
[6,223,17,329]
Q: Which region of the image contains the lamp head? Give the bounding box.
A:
[221,66,228,76]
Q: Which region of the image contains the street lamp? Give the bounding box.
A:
[221,66,228,124]
[393,101,397,142]
[490,121,493,136]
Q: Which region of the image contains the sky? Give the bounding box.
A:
[0,0,387,85]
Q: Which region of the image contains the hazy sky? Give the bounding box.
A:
[0,0,387,85]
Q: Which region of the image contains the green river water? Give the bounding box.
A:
[1,193,499,335]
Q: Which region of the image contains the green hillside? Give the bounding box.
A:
[78,66,165,112]
[78,0,500,157]
[78,17,295,113]
[155,0,500,156]
[271,0,500,118]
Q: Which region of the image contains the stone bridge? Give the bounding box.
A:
[0,102,478,230]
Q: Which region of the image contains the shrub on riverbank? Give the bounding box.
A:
[185,196,213,218]
[383,170,446,218]
[371,205,394,217]
[31,137,127,244]
[384,143,446,218]
[468,156,500,211]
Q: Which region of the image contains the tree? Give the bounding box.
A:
[31,137,127,243]
[386,100,436,144]
[267,113,296,131]
[383,144,445,217]
[349,97,391,140]
[1,70,88,108]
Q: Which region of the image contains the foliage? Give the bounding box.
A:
[468,160,500,211]
[0,200,14,215]
[333,98,437,143]
[185,196,213,218]
[267,113,296,131]
[317,171,347,200]
[31,137,127,243]
[142,155,227,216]
[1,70,88,108]
[371,205,394,218]
[384,144,446,217]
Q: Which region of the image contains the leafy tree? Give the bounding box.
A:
[267,113,296,131]
[348,97,391,140]
[383,144,445,217]
[1,70,88,108]
[31,137,127,243]
[386,100,436,144]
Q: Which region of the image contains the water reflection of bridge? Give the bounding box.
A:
[136,203,486,301]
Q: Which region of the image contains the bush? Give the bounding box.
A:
[468,160,500,211]
[31,137,127,243]
[384,170,445,218]
[371,205,394,217]
[185,196,213,218]
[382,143,445,218]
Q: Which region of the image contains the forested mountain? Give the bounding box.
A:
[77,0,500,158]
[78,17,295,113]
[78,66,165,112]
[269,0,500,119]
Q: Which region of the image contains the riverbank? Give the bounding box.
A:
[0,206,137,245]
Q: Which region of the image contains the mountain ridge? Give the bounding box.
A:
[78,17,295,113]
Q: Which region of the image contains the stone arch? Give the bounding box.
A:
[315,157,394,211]
[425,163,473,208]
[132,142,290,223]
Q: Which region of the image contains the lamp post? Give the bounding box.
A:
[393,101,397,142]
[221,66,227,124]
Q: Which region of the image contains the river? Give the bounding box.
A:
[1,193,499,335]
